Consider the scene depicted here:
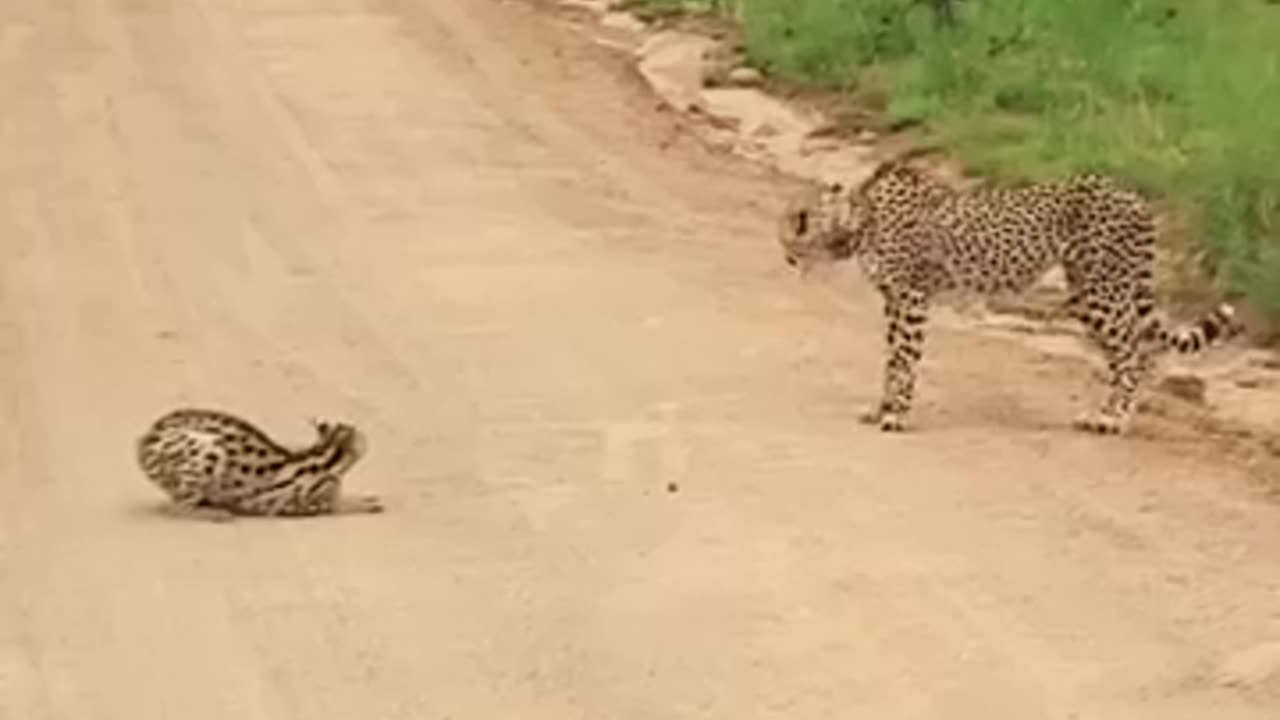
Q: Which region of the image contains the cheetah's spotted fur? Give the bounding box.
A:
[136,408,382,521]
[778,160,1241,435]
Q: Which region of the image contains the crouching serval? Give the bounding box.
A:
[137,408,383,521]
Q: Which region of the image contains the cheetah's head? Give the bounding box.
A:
[777,180,867,274]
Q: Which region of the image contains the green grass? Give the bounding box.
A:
[628,0,1280,334]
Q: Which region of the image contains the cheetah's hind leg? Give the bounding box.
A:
[1070,349,1141,436]
[1069,314,1147,436]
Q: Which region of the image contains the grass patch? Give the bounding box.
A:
[625,0,1280,336]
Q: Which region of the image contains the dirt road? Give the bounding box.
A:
[1,0,1278,717]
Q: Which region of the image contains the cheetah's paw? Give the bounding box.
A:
[878,413,907,433]
[860,405,906,432]
[1071,412,1127,436]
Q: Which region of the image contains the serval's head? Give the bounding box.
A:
[310,418,368,474]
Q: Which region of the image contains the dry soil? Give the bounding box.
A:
[2,1,1279,718]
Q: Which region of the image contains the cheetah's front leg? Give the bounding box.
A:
[863,289,929,432]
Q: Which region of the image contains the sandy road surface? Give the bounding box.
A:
[1,0,1278,717]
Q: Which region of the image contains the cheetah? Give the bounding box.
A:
[136,408,383,521]
[778,159,1241,435]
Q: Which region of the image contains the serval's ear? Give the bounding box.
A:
[309,417,333,436]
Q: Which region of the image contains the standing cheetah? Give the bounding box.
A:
[136,408,383,521]
[778,159,1241,435]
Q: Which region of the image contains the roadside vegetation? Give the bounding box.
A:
[620,0,1280,338]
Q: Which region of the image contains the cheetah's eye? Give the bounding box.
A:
[793,210,808,235]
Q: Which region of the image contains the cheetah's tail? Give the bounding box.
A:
[1144,303,1242,355]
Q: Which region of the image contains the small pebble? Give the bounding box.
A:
[726,66,764,87]
[1158,373,1207,404]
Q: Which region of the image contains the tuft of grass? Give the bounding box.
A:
[624,0,1280,333]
